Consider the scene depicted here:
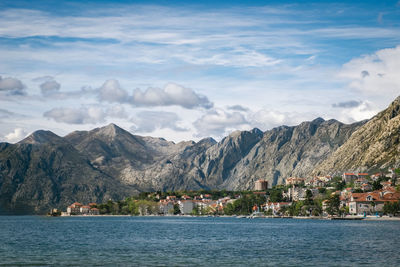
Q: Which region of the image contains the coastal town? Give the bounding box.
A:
[58,168,400,219]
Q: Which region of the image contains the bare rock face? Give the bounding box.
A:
[314,96,400,175]
[220,118,363,190]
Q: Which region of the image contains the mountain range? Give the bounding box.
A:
[1,96,399,214]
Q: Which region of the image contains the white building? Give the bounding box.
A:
[179,200,194,215]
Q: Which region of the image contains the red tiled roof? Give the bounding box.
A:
[351,191,400,202]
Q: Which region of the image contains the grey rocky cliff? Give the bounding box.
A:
[220,118,363,190]
[314,96,400,175]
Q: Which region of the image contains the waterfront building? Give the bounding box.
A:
[67,202,83,215]
[179,200,194,215]
[348,190,400,215]
[159,200,174,215]
[80,205,91,214]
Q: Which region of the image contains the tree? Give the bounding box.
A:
[372,178,383,191]
[304,190,314,205]
[383,201,400,215]
[173,204,181,215]
[269,189,283,202]
[326,194,340,216]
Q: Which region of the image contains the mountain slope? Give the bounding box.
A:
[219,118,363,190]
[314,96,400,175]
[0,138,138,214]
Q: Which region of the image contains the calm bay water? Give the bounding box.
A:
[0,216,399,266]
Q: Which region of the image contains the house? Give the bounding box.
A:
[159,200,174,215]
[357,173,369,179]
[285,177,305,186]
[361,183,372,192]
[90,208,100,215]
[80,205,91,215]
[322,200,329,215]
[306,177,326,188]
[286,186,306,201]
[254,179,268,190]
[381,181,392,189]
[348,190,400,215]
[67,202,83,215]
[371,173,384,181]
[342,173,358,183]
[264,202,292,215]
[181,195,192,200]
[201,194,212,200]
[179,200,194,215]
[354,178,368,188]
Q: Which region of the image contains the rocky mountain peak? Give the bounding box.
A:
[386,95,400,120]
[19,130,64,145]
[96,123,123,139]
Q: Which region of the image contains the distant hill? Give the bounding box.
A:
[0,96,399,214]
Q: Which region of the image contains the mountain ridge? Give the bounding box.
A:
[1,96,399,213]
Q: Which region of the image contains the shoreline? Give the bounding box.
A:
[52,214,400,220]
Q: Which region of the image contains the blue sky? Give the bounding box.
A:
[1,0,400,142]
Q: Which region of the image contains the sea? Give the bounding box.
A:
[0,216,399,266]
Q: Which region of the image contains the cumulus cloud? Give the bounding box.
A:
[227,105,249,112]
[40,79,61,96]
[336,101,378,123]
[0,76,25,95]
[4,128,27,143]
[132,83,213,109]
[332,100,362,108]
[95,80,213,109]
[193,109,248,137]
[131,111,187,133]
[339,45,400,97]
[248,109,317,131]
[44,106,106,124]
[98,79,129,103]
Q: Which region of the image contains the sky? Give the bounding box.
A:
[1,0,400,143]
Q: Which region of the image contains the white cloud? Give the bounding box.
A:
[227,105,249,112]
[43,106,106,124]
[332,100,362,108]
[132,83,213,109]
[131,111,187,133]
[0,76,25,95]
[4,128,27,143]
[40,79,61,95]
[336,101,378,123]
[248,109,311,130]
[339,45,400,97]
[193,109,249,137]
[98,79,129,103]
